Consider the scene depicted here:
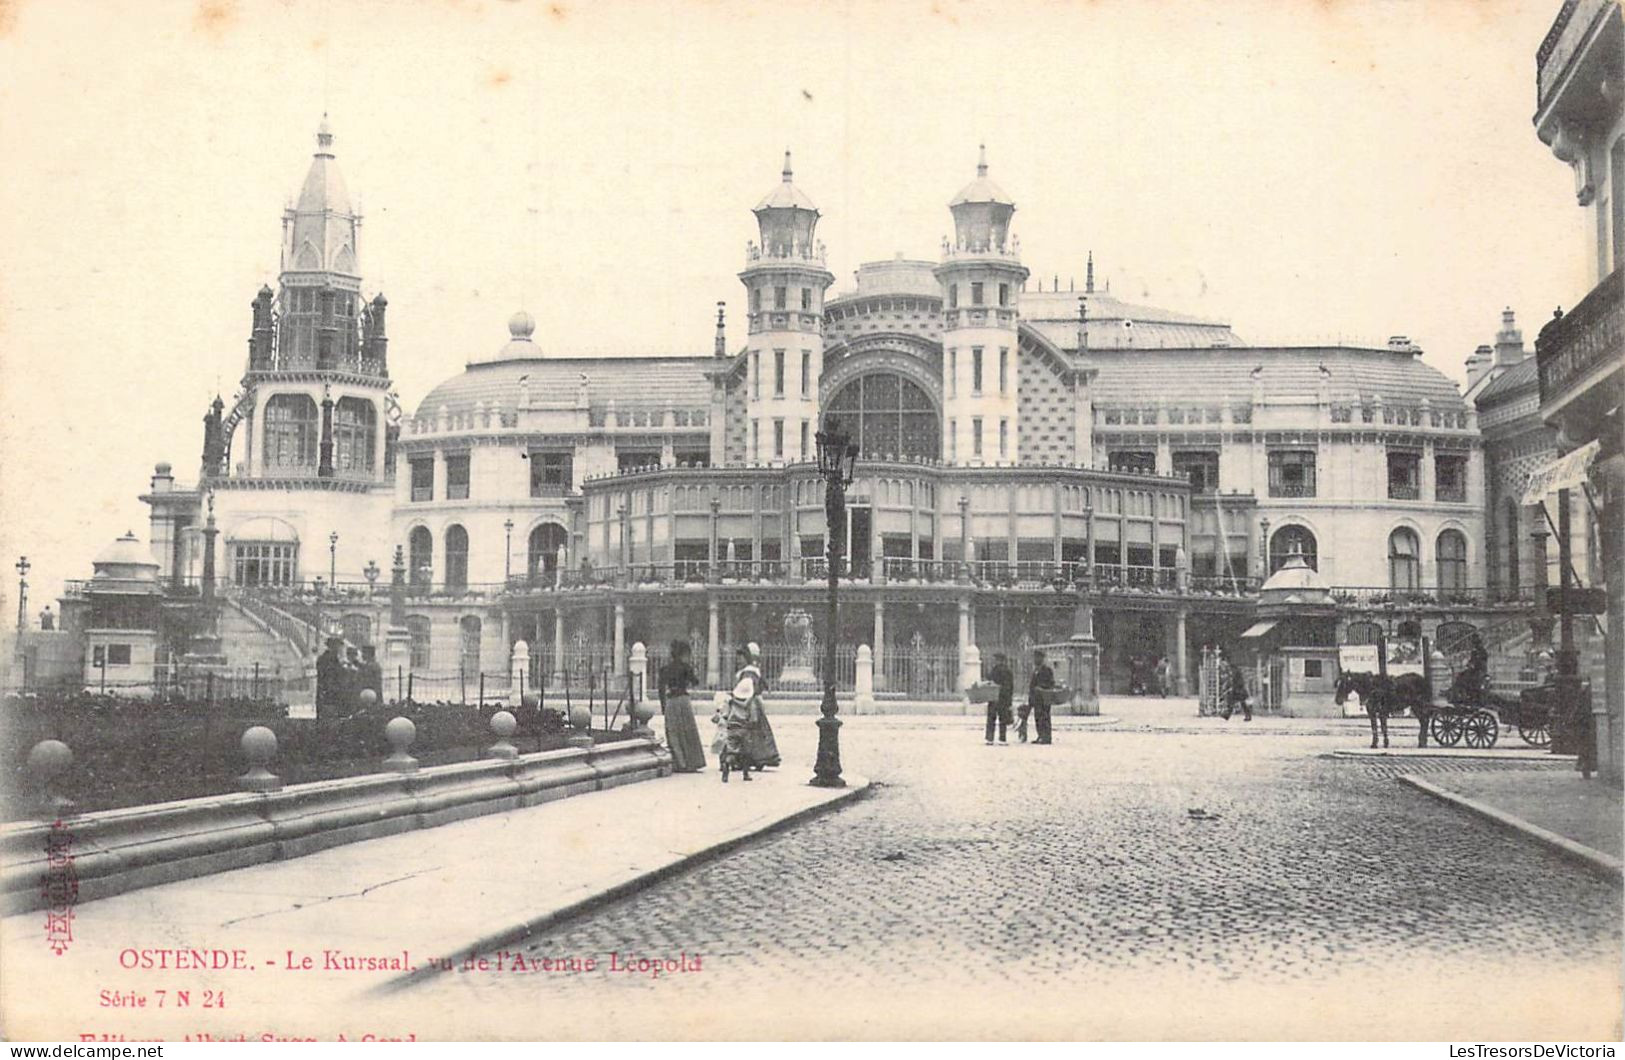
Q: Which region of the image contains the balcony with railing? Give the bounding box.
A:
[1537,267,1623,419]
[1328,585,1541,611]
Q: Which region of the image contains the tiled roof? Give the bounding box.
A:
[1086,346,1468,408]
[1473,357,1539,406]
[1021,290,1243,350]
[413,356,719,420]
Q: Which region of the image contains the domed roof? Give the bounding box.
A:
[949,145,1013,207]
[1258,550,1331,606]
[753,150,819,213]
[91,532,159,586]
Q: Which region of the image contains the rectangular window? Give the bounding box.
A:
[751,351,760,399]
[774,419,785,459]
[1108,450,1156,474]
[949,419,957,461]
[949,349,958,397]
[445,454,470,500]
[530,451,573,495]
[971,282,984,305]
[1304,659,1324,679]
[1171,450,1220,493]
[998,347,1009,394]
[1268,450,1317,498]
[773,287,787,310]
[949,284,959,309]
[972,417,983,458]
[106,643,132,666]
[675,449,710,469]
[773,349,785,397]
[752,420,760,462]
[800,350,811,397]
[617,450,659,473]
[999,418,1008,459]
[998,283,1009,307]
[1436,454,1467,503]
[800,420,809,460]
[800,288,811,311]
[1387,451,1421,500]
[750,287,760,313]
[410,458,434,502]
[972,347,984,394]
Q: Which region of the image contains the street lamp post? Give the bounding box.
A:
[328,531,339,587]
[14,556,29,632]
[504,519,515,585]
[363,560,380,597]
[811,417,858,789]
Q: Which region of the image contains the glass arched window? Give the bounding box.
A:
[1437,530,1468,593]
[334,397,376,473]
[459,615,482,677]
[528,523,568,583]
[406,615,431,669]
[824,372,940,460]
[445,524,469,591]
[408,527,432,590]
[1388,528,1421,591]
[1268,525,1318,573]
[265,394,319,469]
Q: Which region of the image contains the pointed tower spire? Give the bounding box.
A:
[1086,251,1095,294]
[316,113,334,156]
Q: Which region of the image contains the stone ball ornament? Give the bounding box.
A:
[568,705,592,731]
[489,710,518,738]
[27,739,72,780]
[358,688,379,706]
[385,716,416,752]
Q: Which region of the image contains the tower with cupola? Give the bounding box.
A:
[739,152,834,466]
[933,146,1029,466]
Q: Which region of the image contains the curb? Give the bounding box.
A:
[1330,748,1575,763]
[373,776,873,992]
[1397,774,1623,882]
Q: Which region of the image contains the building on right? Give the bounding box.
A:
[1531,0,1624,781]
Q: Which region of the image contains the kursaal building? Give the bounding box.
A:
[63,123,1513,712]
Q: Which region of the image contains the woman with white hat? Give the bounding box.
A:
[721,643,764,782]
[739,641,781,770]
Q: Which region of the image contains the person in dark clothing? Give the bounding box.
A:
[315,635,346,718]
[985,653,1015,745]
[359,645,384,704]
[1220,651,1253,721]
[657,640,707,773]
[1026,649,1058,744]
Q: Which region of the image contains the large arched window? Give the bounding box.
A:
[445,524,469,591]
[1436,530,1468,592]
[528,523,568,583]
[408,527,432,590]
[1268,524,1318,573]
[459,615,482,677]
[1388,527,1421,591]
[406,615,432,669]
[824,372,940,460]
[333,397,376,473]
[264,394,319,469]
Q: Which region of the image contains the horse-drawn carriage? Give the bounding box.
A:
[1332,621,1539,750]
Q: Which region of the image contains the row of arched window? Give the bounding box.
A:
[264,394,376,472]
[405,523,568,588]
[1267,524,1470,590]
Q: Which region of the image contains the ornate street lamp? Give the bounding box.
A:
[328,531,339,587]
[363,559,381,597]
[811,416,858,788]
[14,556,29,632]
[503,519,515,584]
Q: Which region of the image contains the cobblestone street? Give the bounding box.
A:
[395,703,1622,1040]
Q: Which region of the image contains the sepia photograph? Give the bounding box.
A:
[0,0,1620,1044]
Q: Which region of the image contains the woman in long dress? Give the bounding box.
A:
[721,645,762,783]
[657,640,706,773]
[739,641,781,769]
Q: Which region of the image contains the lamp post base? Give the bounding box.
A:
[810,687,845,788]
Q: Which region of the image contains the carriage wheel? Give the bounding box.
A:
[1463,710,1499,749]
[1430,712,1464,747]
[1518,714,1552,748]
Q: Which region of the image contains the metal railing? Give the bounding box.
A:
[1328,586,1540,609]
[1537,266,1622,408]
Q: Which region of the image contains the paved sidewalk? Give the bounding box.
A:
[0,759,867,1041]
[1400,768,1622,877]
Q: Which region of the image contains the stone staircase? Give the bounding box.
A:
[214,597,315,711]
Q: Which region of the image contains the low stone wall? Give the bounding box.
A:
[0,737,670,915]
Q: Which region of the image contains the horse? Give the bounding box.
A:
[1334,670,1433,748]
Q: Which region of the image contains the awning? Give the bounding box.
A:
[1239,620,1278,639]
[1521,440,1600,505]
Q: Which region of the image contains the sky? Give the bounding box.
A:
[0,0,1596,610]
